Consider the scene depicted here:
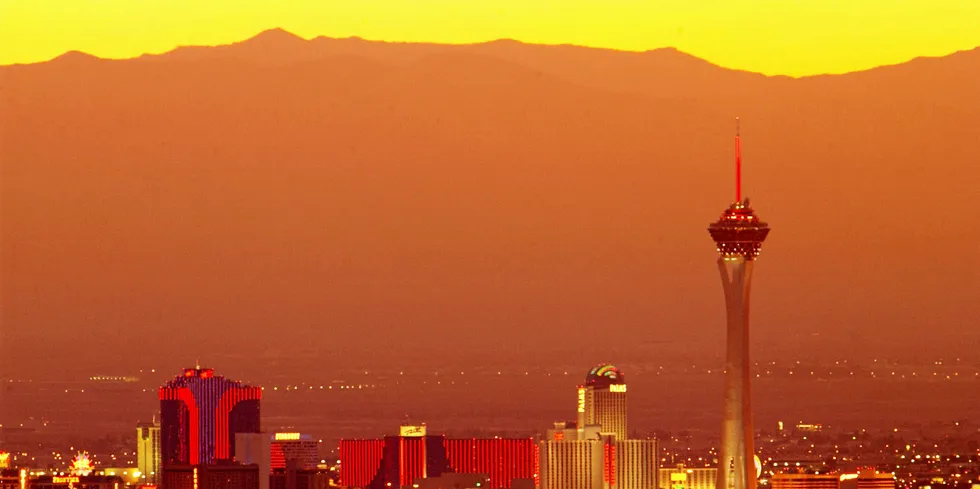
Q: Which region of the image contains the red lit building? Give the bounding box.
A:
[159,367,262,466]
[339,439,385,488]
[442,438,538,489]
[340,432,537,489]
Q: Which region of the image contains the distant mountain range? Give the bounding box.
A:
[1,30,978,376]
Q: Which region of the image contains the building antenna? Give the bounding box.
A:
[735,117,742,203]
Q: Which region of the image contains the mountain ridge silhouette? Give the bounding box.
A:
[9,27,979,80]
[1,26,978,376]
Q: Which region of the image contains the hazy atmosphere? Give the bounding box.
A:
[2,31,978,381]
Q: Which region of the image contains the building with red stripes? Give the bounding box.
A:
[159,367,262,467]
[340,429,538,489]
[442,437,538,488]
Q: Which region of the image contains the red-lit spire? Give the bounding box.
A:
[735,117,741,203]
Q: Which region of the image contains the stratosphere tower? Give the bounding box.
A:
[708,119,770,489]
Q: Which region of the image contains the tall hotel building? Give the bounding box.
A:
[159,367,262,466]
[137,419,162,484]
[539,436,658,489]
[578,364,628,439]
[540,365,657,489]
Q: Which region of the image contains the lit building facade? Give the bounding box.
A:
[159,367,262,466]
[579,365,628,440]
[271,433,319,470]
[841,470,897,489]
[339,438,385,488]
[538,437,657,489]
[136,420,161,484]
[442,437,538,488]
[539,439,603,489]
[659,465,717,489]
[770,474,839,489]
[771,471,896,489]
[707,120,770,489]
[340,430,538,489]
[612,440,659,489]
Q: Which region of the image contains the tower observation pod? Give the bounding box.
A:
[707,119,770,489]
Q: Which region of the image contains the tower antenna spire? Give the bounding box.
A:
[735,117,742,203]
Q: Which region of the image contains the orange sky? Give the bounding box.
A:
[2,0,980,75]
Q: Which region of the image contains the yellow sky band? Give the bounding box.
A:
[2,0,979,76]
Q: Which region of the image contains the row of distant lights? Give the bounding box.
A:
[753,371,979,378]
[22,360,975,381]
[266,385,377,391]
[262,369,980,383]
[57,368,980,396]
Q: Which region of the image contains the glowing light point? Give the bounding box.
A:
[70,452,94,477]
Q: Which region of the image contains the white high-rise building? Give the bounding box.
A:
[542,365,656,489]
[540,438,604,489]
[539,436,658,489]
[579,364,628,440]
[614,440,659,489]
[136,420,161,485]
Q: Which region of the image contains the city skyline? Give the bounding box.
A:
[2,10,979,488]
[4,359,976,489]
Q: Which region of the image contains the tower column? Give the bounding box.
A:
[717,258,756,489]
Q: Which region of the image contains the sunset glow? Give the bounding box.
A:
[3,0,979,75]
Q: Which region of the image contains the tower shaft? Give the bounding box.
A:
[717,257,756,489]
